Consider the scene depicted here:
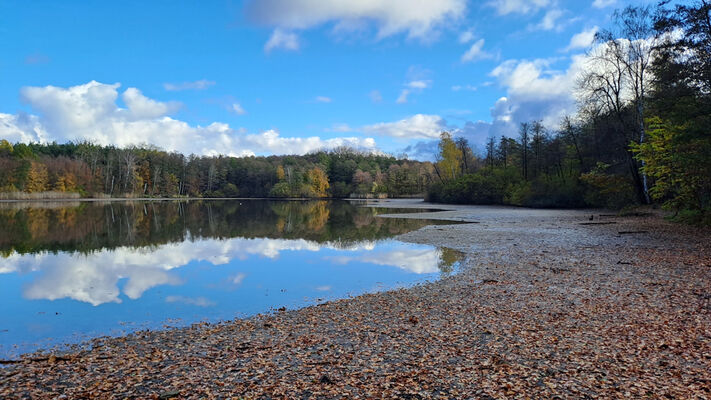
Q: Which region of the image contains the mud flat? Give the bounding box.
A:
[2,201,709,399]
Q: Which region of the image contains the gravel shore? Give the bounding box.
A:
[2,201,709,399]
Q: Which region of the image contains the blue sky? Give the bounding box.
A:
[0,0,650,159]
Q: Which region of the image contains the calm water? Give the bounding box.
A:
[0,200,461,358]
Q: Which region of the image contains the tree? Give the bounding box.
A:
[582,5,658,203]
[0,140,13,156]
[25,162,49,193]
[455,137,474,174]
[519,123,530,181]
[307,167,329,197]
[436,132,461,182]
[485,136,496,171]
[276,165,286,181]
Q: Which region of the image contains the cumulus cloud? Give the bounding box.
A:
[245,129,376,155]
[452,54,588,149]
[487,0,551,15]
[163,79,215,91]
[122,88,181,119]
[564,26,598,52]
[363,114,447,139]
[0,112,49,144]
[461,39,494,63]
[0,80,378,157]
[246,0,466,43]
[264,28,300,52]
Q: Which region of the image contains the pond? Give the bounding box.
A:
[0,200,462,359]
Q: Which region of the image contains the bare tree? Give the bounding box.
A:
[579,5,658,203]
[519,123,530,181]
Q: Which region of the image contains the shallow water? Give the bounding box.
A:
[0,199,461,358]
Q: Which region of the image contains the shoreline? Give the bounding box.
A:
[1,202,709,398]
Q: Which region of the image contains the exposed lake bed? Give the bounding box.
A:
[1,200,710,398]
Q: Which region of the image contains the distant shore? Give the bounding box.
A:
[1,201,709,398]
[0,196,411,203]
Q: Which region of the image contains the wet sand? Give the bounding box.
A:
[1,201,709,399]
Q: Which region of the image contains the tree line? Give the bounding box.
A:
[0,141,436,199]
[427,1,710,224]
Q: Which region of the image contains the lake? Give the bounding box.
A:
[0,199,462,359]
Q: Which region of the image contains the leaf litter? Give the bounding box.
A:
[1,205,709,399]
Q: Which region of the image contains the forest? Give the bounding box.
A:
[0,142,435,200]
[427,2,710,224]
[0,2,708,224]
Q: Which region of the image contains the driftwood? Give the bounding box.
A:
[618,231,648,234]
[579,222,617,225]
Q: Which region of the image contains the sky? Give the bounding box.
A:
[0,0,654,160]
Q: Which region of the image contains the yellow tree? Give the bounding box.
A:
[26,162,49,193]
[436,132,461,182]
[53,172,78,192]
[0,139,13,156]
[307,167,330,197]
[276,165,286,181]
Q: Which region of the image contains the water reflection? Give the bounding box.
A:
[0,200,463,358]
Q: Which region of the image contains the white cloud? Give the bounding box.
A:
[0,80,378,157]
[243,129,376,155]
[458,54,588,144]
[396,89,410,104]
[530,9,564,31]
[122,88,181,119]
[231,273,247,285]
[406,80,431,90]
[0,112,49,144]
[1,237,380,306]
[396,68,433,104]
[363,114,447,139]
[564,26,598,52]
[592,0,616,9]
[360,248,444,274]
[264,28,300,53]
[247,0,467,42]
[487,0,551,15]
[315,96,332,103]
[461,38,494,63]
[163,79,215,91]
[231,103,247,115]
[458,30,475,43]
[330,247,447,274]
